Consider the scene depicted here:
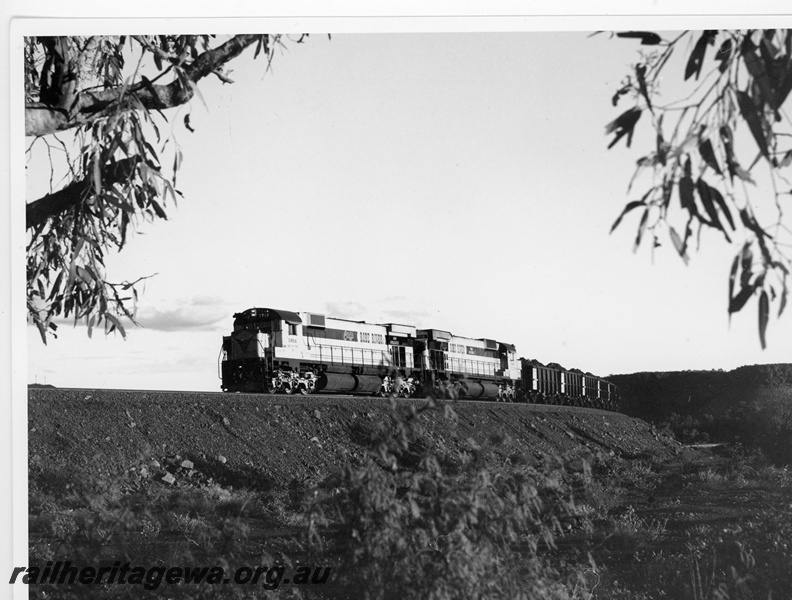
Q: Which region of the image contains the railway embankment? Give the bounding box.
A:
[28,388,683,492]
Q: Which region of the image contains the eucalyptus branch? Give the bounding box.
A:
[607,28,792,346]
[24,34,298,342]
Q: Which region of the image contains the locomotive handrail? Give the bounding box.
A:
[448,357,497,377]
[217,346,225,380]
[303,344,414,369]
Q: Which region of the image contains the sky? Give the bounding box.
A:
[17,11,792,393]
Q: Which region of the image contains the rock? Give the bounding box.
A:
[180,459,194,469]
[217,455,227,464]
[161,473,176,485]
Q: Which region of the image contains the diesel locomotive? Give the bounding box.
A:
[219,307,619,410]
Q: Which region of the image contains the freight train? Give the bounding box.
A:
[219,307,619,410]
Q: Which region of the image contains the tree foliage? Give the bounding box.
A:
[606,30,792,348]
[25,34,287,342]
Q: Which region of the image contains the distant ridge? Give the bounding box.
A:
[608,363,792,463]
[609,363,792,421]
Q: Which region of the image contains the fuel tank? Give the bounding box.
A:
[314,373,383,394]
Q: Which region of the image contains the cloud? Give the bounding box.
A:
[44,294,231,334]
[190,294,226,306]
[46,296,433,334]
[135,296,230,332]
[323,301,368,320]
[378,308,433,325]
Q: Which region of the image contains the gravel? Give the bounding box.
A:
[29,388,684,491]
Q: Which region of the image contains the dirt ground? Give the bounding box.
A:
[28,388,684,492]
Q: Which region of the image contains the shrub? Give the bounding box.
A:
[304,397,586,600]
